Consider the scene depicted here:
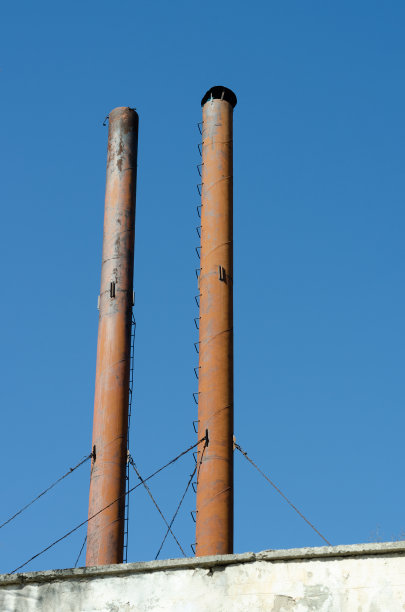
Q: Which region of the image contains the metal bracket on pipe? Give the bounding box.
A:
[194,294,201,308]
[190,510,197,523]
[197,183,203,196]
[194,316,200,329]
[218,266,226,282]
[193,392,199,405]
[194,367,200,380]
[192,420,199,433]
[196,205,202,218]
[102,114,109,126]
[196,225,201,238]
[197,163,204,177]
[191,543,196,554]
[192,481,197,493]
[197,143,203,156]
[110,281,116,298]
[194,341,200,353]
[197,122,203,135]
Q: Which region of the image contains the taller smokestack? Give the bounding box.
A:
[196,86,237,556]
[86,107,139,566]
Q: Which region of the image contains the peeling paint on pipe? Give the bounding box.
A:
[86,107,139,566]
[196,87,237,557]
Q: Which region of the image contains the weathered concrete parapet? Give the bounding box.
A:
[1,542,405,610]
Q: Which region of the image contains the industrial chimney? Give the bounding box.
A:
[86,107,139,566]
[196,86,237,556]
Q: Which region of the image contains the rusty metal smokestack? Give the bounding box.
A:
[196,86,237,556]
[86,107,139,566]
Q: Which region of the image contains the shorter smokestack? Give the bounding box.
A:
[86,107,139,567]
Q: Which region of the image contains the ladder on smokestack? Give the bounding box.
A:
[123,312,136,564]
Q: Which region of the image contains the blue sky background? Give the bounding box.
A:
[1,0,405,574]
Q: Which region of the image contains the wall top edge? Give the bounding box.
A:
[2,541,405,587]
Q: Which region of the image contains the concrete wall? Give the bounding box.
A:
[1,542,405,611]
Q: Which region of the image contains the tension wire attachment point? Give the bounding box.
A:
[196,432,209,483]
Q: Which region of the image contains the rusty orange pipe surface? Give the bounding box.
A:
[86,107,138,566]
[196,87,237,557]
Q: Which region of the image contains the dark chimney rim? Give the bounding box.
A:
[201,86,237,108]
[109,106,139,117]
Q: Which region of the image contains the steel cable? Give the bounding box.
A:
[0,453,92,531]
[155,433,209,559]
[129,456,186,557]
[74,535,87,568]
[10,436,206,574]
[234,442,331,546]
[154,465,197,560]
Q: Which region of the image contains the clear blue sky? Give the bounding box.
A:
[1,1,405,574]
